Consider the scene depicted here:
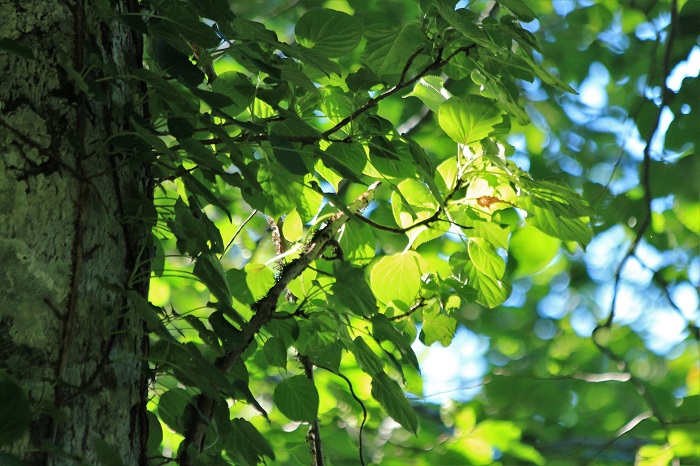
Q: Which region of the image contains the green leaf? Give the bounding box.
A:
[263,336,288,369]
[157,388,192,434]
[0,38,35,60]
[405,76,451,112]
[244,159,304,217]
[282,208,304,243]
[184,315,221,350]
[370,251,427,305]
[435,3,490,46]
[265,317,300,347]
[243,263,276,302]
[391,179,439,228]
[194,254,232,307]
[371,314,420,370]
[509,226,561,277]
[438,96,504,145]
[338,220,375,266]
[518,53,578,95]
[209,310,244,349]
[179,138,224,172]
[151,5,221,48]
[0,371,30,446]
[295,9,363,58]
[420,307,457,346]
[362,24,426,78]
[227,418,276,466]
[210,71,254,116]
[467,238,506,278]
[331,261,378,316]
[126,290,165,333]
[270,136,309,176]
[317,144,366,189]
[371,372,418,434]
[274,375,319,423]
[518,198,592,249]
[146,411,163,455]
[352,336,385,375]
[187,0,235,25]
[182,173,231,221]
[391,179,448,248]
[301,335,343,373]
[277,42,342,77]
[450,252,511,308]
[496,0,537,22]
[346,67,382,92]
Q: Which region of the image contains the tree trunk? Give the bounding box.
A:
[0,1,149,464]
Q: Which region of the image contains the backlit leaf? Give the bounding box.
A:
[509,226,561,277]
[370,251,427,305]
[438,96,504,145]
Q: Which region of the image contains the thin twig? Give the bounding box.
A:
[321,45,476,138]
[316,365,368,466]
[222,210,258,257]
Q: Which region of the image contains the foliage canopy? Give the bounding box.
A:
[1,0,698,465]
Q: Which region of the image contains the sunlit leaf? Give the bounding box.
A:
[509,226,561,277]
[370,251,427,305]
[438,96,504,145]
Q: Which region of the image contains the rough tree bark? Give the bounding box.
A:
[0,1,150,464]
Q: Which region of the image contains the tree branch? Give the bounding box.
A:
[178,183,380,464]
[321,45,477,139]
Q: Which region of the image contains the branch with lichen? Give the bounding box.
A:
[178,182,380,464]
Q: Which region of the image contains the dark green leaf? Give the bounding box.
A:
[274,375,319,423]
[331,261,377,316]
[371,315,420,370]
[295,9,363,58]
[194,254,232,308]
[157,388,192,434]
[0,371,30,446]
[371,372,418,434]
[263,336,288,368]
[362,24,426,78]
[352,337,385,375]
[0,38,34,60]
[227,418,276,466]
[496,0,537,22]
[146,410,163,455]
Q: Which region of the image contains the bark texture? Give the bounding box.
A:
[0,1,149,464]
